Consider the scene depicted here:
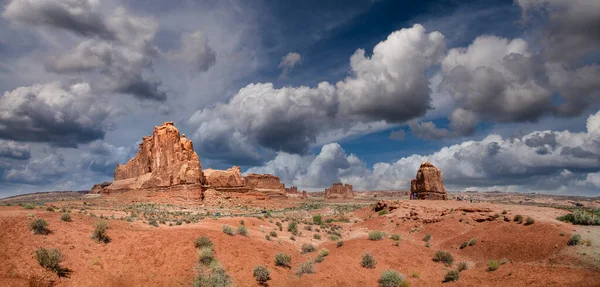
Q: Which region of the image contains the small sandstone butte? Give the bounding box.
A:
[325,183,354,200]
[204,166,245,188]
[245,174,285,190]
[410,162,447,200]
[112,122,205,188]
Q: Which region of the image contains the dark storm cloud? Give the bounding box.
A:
[0,140,30,159]
[561,146,596,159]
[524,132,557,148]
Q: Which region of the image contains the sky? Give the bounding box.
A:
[0,0,599,197]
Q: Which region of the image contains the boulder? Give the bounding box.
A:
[204,166,245,188]
[112,122,205,188]
[410,162,447,200]
[325,183,354,200]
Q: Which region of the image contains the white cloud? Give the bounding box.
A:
[278,52,301,78]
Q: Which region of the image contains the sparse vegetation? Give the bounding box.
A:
[378,270,405,287]
[270,230,278,237]
[361,253,377,268]
[568,234,581,246]
[237,225,248,236]
[460,241,468,249]
[265,235,271,241]
[433,250,454,266]
[253,265,270,286]
[329,235,340,241]
[557,210,600,226]
[92,220,110,243]
[288,221,299,235]
[443,270,459,282]
[513,215,524,224]
[313,234,321,240]
[524,217,535,226]
[222,225,234,236]
[199,247,214,265]
[319,248,329,257]
[60,213,72,222]
[275,253,292,268]
[195,236,213,249]
[368,230,384,241]
[390,234,401,241]
[295,261,315,277]
[469,238,477,246]
[35,248,69,277]
[411,272,420,278]
[193,262,232,287]
[457,261,468,272]
[378,209,388,216]
[30,219,49,235]
[337,241,344,247]
[423,233,431,242]
[23,203,35,210]
[502,209,507,214]
[313,215,322,225]
[148,217,158,227]
[302,243,316,254]
[488,260,500,271]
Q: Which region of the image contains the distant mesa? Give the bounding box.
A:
[410,161,447,200]
[325,183,354,200]
[285,186,308,199]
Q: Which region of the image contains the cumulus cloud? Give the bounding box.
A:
[0,140,30,159]
[0,82,113,146]
[278,52,301,78]
[190,24,446,162]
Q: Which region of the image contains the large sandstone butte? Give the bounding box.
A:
[325,183,354,200]
[410,162,447,200]
[204,166,245,188]
[110,122,205,190]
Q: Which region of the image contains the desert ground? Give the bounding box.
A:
[1,191,599,287]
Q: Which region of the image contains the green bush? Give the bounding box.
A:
[193,263,232,287]
[92,220,110,243]
[568,234,581,246]
[275,253,292,268]
[195,236,213,249]
[378,209,388,216]
[329,235,340,241]
[361,253,377,268]
[290,235,296,241]
[30,219,49,235]
[35,248,63,275]
[288,221,298,235]
[237,225,248,236]
[443,270,459,282]
[390,234,401,241]
[488,260,500,271]
[513,215,523,223]
[295,261,314,277]
[318,248,329,257]
[270,231,278,237]
[199,247,214,265]
[557,210,600,226]
[313,234,321,240]
[46,206,55,212]
[469,237,477,246]
[253,265,270,285]
[313,215,322,225]
[265,235,271,241]
[378,270,405,287]
[460,241,468,249]
[302,243,316,254]
[23,204,35,210]
[239,219,245,225]
[222,225,234,236]
[524,217,535,226]
[368,230,384,241]
[148,217,158,227]
[457,261,468,272]
[60,213,72,222]
[433,250,454,266]
[423,233,431,242]
[337,241,344,247]
[314,255,325,263]
[502,209,507,214]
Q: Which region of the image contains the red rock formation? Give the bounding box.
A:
[113,122,205,188]
[245,174,285,190]
[410,162,447,200]
[204,166,245,188]
[324,183,354,200]
[286,186,307,199]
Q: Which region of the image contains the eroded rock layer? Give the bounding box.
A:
[410,162,447,200]
[204,166,245,188]
[325,183,354,200]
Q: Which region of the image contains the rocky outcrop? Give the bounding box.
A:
[410,162,447,200]
[245,174,285,190]
[112,122,205,188]
[325,183,354,200]
[286,186,308,199]
[90,182,111,194]
[204,166,245,188]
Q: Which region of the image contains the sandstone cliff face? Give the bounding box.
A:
[325,183,354,200]
[410,162,447,200]
[113,122,204,188]
[245,174,285,190]
[204,166,245,187]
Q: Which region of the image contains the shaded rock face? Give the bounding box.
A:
[325,183,353,200]
[245,174,285,190]
[286,186,307,199]
[410,162,447,200]
[113,122,205,187]
[204,166,245,188]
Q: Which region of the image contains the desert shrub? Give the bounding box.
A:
[253,265,270,285]
[313,215,322,225]
[288,221,298,235]
[275,253,292,268]
[270,231,278,237]
[304,225,313,231]
[457,261,468,272]
[239,219,245,225]
[23,204,35,210]
[195,236,213,249]
[500,258,509,265]
[425,242,431,248]
[443,270,460,282]
[378,270,405,287]
[301,243,316,254]
[35,248,63,275]
[237,225,248,236]
[502,209,507,214]
[148,217,158,227]
[92,220,110,243]
[265,235,271,241]
[460,241,468,249]
[314,255,325,263]
[60,213,72,222]
[411,272,420,278]
[46,206,55,212]
[361,253,377,268]
[193,263,232,287]
[488,260,500,271]
[524,217,535,226]
[30,219,49,235]
[378,209,388,216]
[568,234,581,246]
[433,250,454,266]
[313,234,321,240]
[469,238,477,246]
[199,247,214,265]
[513,215,523,223]
[329,235,340,241]
[176,220,183,225]
[295,261,314,276]
[319,248,329,257]
[390,234,401,241]
[423,233,431,242]
[290,235,296,241]
[337,241,344,247]
[222,225,234,236]
[557,210,600,226]
[368,230,384,241]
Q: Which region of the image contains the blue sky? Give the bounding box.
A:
[0,0,599,197]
